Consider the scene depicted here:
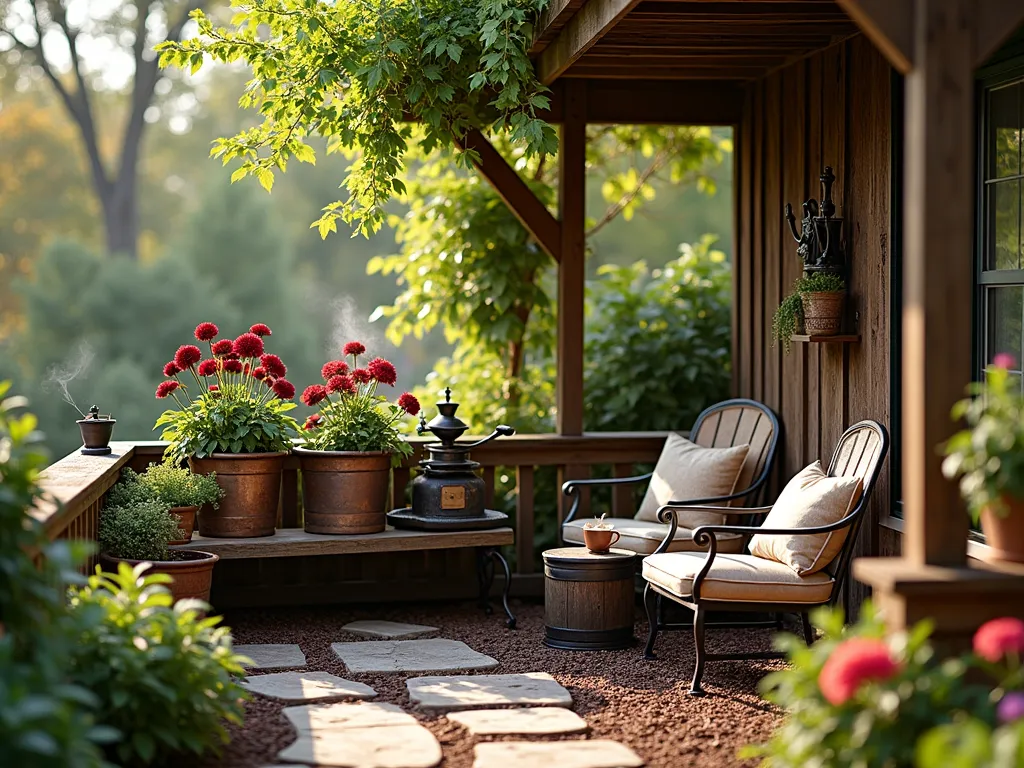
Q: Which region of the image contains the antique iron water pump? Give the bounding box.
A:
[784,166,846,277]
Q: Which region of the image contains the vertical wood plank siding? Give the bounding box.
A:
[735,36,893,610]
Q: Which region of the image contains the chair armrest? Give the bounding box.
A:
[649,504,773,556]
[660,487,764,508]
[690,511,858,542]
[560,472,653,524]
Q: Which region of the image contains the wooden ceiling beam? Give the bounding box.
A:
[835,0,913,72]
[976,0,1024,66]
[538,0,643,84]
[563,65,769,79]
[530,0,585,55]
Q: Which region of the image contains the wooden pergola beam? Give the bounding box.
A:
[976,1,1024,66]
[538,0,643,84]
[543,80,745,124]
[835,0,913,73]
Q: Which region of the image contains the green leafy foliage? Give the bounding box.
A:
[771,272,847,350]
[0,383,108,767]
[585,236,732,431]
[942,363,1024,520]
[157,0,557,237]
[109,466,223,510]
[67,563,249,766]
[98,501,183,562]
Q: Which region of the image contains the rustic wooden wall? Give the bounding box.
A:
[734,35,894,608]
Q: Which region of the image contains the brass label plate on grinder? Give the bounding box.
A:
[441,486,466,510]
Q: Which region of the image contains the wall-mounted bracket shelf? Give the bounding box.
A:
[791,334,860,343]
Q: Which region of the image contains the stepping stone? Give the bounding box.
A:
[242,671,376,703]
[278,702,441,768]
[235,643,307,670]
[473,741,644,768]
[342,620,438,640]
[407,672,572,713]
[331,638,498,674]
[448,707,589,735]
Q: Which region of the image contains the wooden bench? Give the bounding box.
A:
[171,526,517,627]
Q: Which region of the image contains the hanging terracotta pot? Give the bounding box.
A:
[168,506,198,546]
[979,496,1024,564]
[99,550,219,603]
[189,452,287,538]
[801,291,845,336]
[294,448,391,534]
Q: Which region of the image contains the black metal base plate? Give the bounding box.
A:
[387,508,508,531]
[80,446,112,456]
[543,626,636,651]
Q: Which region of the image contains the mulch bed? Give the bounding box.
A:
[203,600,786,767]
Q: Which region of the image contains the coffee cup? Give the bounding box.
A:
[583,527,620,553]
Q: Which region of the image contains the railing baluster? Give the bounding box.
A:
[515,465,535,574]
[482,466,496,509]
[392,467,411,511]
[611,463,635,518]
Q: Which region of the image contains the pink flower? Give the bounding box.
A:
[260,354,287,378]
[321,360,349,380]
[367,357,397,386]
[249,323,272,337]
[174,345,202,369]
[233,332,265,359]
[998,692,1024,724]
[301,384,328,407]
[352,368,371,384]
[211,340,234,356]
[993,353,1017,370]
[818,638,900,705]
[397,392,420,415]
[223,359,243,374]
[197,359,218,377]
[343,341,366,357]
[162,361,180,377]
[303,413,322,431]
[194,322,219,342]
[327,374,356,395]
[272,378,296,400]
[974,618,1024,662]
[156,380,180,399]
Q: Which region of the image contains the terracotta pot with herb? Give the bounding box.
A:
[155,322,299,538]
[772,273,847,349]
[98,499,219,603]
[109,465,224,544]
[943,354,1024,563]
[296,342,420,534]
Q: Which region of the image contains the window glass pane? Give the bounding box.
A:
[989,83,1021,179]
[987,286,1023,377]
[988,179,1021,269]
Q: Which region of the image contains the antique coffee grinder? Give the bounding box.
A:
[386,387,515,531]
[784,166,847,277]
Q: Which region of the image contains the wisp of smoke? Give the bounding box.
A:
[329,296,387,356]
[42,341,95,417]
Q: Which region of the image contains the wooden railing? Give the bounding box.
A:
[35,433,669,582]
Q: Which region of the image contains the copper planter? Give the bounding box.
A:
[100,550,219,603]
[979,497,1024,564]
[801,291,845,336]
[168,505,198,546]
[295,448,391,534]
[189,452,286,538]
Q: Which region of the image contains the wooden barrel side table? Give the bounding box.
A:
[542,547,637,650]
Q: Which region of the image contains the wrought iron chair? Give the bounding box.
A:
[641,420,889,696]
[560,399,781,555]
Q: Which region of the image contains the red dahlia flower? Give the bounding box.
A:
[162,361,180,377]
[174,344,202,369]
[233,332,265,359]
[818,638,899,705]
[197,359,218,377]
[397,392,420,415]
[194,322,219,341]
[367,357,397,386]
[303,413,322,430]
[252,367,267,381]
[223,359,243,374]
[974,618,1024,662]
[343,341,366,357]
[264,377,276,388]
[327,374,356,395]
[321,360,349,379]
[352,368,371,384]
[272,378,296,400]
[208,384,219,392]
[260,354,287,378]
[156,380,180,399]
[301,384,329,407]
[225,352,240,360]
[249,323,272,337]
[211,340,233,356]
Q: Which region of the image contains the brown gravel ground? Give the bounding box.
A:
[202,599,787,768]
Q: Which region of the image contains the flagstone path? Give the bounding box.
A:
[241,671,377,703]
[236,643,308,670]
[342,620,438,639]
[331,638,499,674]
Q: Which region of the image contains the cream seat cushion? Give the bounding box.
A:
[635,434,750,527]
[563,518,744,556]
[643,552,834,604]
[749,461,863,575]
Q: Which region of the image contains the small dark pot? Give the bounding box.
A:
[77,418,115,455]
[168,506,198,546]
[979,497,1024,564]
[295,448,391,534]
[99,550,219,603]
[189,452,286,538]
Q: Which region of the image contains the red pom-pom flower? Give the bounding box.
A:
[974,618,1024,663]
[174,345,202,369]
[321,360,349,380]
[397,392,420,415]
[260,354,287,378]
[367,357,397,386]
[156,380,180,399]
[818,638,899,705]
[223,359,243,374]
[208,384,220,392]
[197,359,218,377]
[327,374,356,395]
[272,378,296,400]
[352,368,371,384]
[303,413,322,431]
[252,367,267,381]
[163,361,180,377]
[249,323,272,337]
[211,339,233,356]
[301,384,329,407]
[343,341,366,357]
[194,322,219,342]
[233,332,265,359]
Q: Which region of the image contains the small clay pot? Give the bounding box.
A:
[583,527,620,554]
[99,550,219,603]
[979,497,1024,564]
[77,418,115,456]
[168,506,198,546]
[801,291,845,336]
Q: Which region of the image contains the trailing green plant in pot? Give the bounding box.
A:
[942,354,1024,564]
[297,341,421,534]
[98,499,220,603]
[155,322,299,538]
[110,465,224,545]
[771,272,847,350]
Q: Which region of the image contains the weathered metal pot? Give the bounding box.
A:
[168,505,198,546]
[979,496,1024,564]
[77,418,115,455]
[99,550,219,603]
[295,448,391,535]
[189,452,286,538]
[801,291,845,336]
